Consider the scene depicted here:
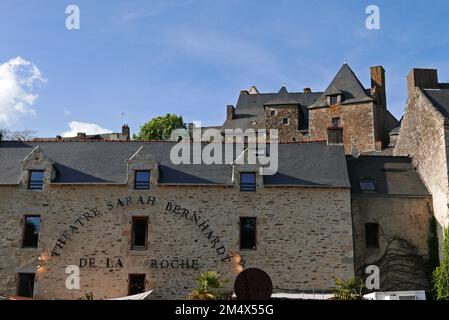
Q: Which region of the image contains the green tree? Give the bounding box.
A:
[433,228,449,300]
[189,271,228,300]
[332,277,365,300]
[134,114,185,141]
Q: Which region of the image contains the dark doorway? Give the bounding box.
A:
[17,273,35,298]
[128,274,146,295]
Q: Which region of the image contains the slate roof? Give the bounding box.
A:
[346,156,430,196]
[0,141,350,188]
[310,64,373,109]
[423,85,449,120]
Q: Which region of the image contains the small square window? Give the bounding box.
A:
[134,171,150,190]
[282,118,289,125]
[131,217,148,250]
[329,95,339,105]
[240,173,256,192]
[270,110,276,116]
[28,171,44,190]
[365,223,379,248]
[332,117,341,128]
[22,216,40,248]
[359,179,376,193]
[128,274,146,295]
[240,217,257,250]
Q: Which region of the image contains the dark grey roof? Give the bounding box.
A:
[0,141,350,188]
[310,64,373,109]
[423,85,449,120]
[222,90,322,131]
[346,156,430,196]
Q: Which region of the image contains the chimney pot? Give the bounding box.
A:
[303,87,312,93]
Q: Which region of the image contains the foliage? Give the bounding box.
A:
[0,128,36,141]
[78,292,94,300]
[189,271,228,300]
[133,114,185,141]
[428,216,440,276]
[433,228,449,300]
[332,277,365,300]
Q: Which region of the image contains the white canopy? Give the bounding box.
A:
[108,290,153,300]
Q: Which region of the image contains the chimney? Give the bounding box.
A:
[407,68,439,94]
[227,105,235,120]
[77,132,86,140]
[303,87,312,93]
[122,124,130,141]
[370,66,387,109]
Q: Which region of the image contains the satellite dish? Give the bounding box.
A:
[351,147,361,158]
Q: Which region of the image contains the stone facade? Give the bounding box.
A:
[309,103,376,154]
[264,105,308,142]
[352,195,433,291]
[0,184,354,300]
[394,87,449,258]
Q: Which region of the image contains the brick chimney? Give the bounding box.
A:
[227,105,235,120]
[303,87,312,93]
[407,68,439,94]
[122,124,130,141]
[370,66,387,109]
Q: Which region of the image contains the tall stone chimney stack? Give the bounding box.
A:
[122,124,130,141]
[227,105,235,121]
[407,68,439,95]
[370,66,387,109]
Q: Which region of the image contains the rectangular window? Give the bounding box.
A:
[330,95,339,105]
[270,110,276,116]
[134,171,151,190]
[22,216,40,248]
[365,223,379,248]
[331,117,341,128]
[359,179,376,193]
[17,273,35,298]
[240,217,257,250]
[28,170,44,190]
[240,172,256,192]
[128,274,146,295]
[282,118,289,125]
[327,128,343,145]
[131,217,148,250]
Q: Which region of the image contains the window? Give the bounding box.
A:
[270,110,276,116]
[282,118,289,125]
[28,170,44,190]
[359,179,376,193]
[131,217,148,250]
[134,170,150,190]
[17,273,35,298]
[327,128,343,145]
[329,95,339,105]
[240,217,257,250]
[22,216,40,248]
[365,223,379,248]
[128,274,146,295]
[240,172,256,192]
[331,117,341,128]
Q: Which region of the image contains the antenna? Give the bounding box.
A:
[121,112,125,125]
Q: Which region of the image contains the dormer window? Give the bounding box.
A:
[28,171,44,190]
[134,170,151,190]
[327,94,342,106]
[240,172,256,192]
[359,179,376,193]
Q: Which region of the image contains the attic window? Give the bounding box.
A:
[28,171,44,190]
[134,171,151,190]
[328,94,341,106]
[359,179,376,193]
[270,110,277,116]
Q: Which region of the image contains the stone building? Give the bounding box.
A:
[394,68,449,258]
[223,64,399,154]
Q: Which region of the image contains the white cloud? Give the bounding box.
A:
[0,56,46,126]
[63,121,113,137]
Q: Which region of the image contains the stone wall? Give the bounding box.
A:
[394,88,449,258]
[352,195,433,291]
[0,184,354,300]
[264,106,308,142]
[308,103,376,154]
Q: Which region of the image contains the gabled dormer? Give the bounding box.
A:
[21,146,55,190]
[126,146,159,190]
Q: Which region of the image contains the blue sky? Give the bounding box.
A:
[1,0,449,137]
